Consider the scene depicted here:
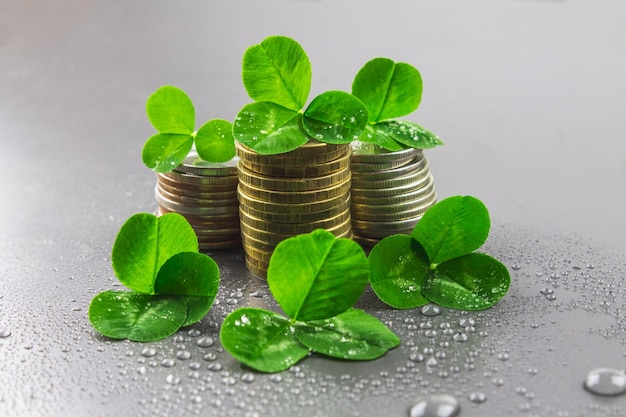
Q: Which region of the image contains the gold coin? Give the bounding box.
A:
[351,173,432,198]
[349,155,416,172]
[155,193,239,216]
[351,217,421,238]
[239,207,351,235]
[240,216,352,245]
[239,196,351,224]
[158,171,239,187]
[350,200,435,222]
[244,256,269,279]
[240,150,351,178]
[157,206,240,224]
[238,176,351,204]
[242,242,274,263]
[174,152,240,176]
[350,141,422,164]
[157,180,239,200]
[241,230,278,252]
[350,177,435,205]
[351,156,425,182]
[236,141,349,167]
[155,185,239,208]
[351,235,381,247]
[156,173,238,193]
[237,188,350,215]
[351,160,430,190]
[351,188,437,215]
[198,238,242,251]
[193,226,242,237]
[238,162,351,192]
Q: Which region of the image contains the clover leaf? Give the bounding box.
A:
[220,229,399,373]
[89,212,220,341]
[351,57,443,151]
[142,86,236,172]
[368,196,510,311]
[234,36,368,155]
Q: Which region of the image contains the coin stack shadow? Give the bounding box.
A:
[236,141,353,279]
[155,152,242,251]
[349,142,437,246]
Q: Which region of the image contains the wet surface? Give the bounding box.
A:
[1,0,626,416]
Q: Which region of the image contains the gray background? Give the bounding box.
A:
[1,1,625,416]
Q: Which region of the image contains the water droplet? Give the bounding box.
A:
[0,329,11,338]
[409,394,460,417]
[141,347,156,357]
[176,350,191,360]
[196,336,214,348]
[421,305,442,317]
[511,264,521,270]
[468,392,487,403]
[166,374,181,385]
[161,358,176,368]
[241,373,255,383]
[187,329,201,337]
[583,368,626,396]
[453,333,468,343]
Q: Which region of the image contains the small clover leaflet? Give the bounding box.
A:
[233,36,369,155]
[89,213,220,341]
[351,57,444,151]
[220,229,399,373]
[368,196,510,311]
[142,85,235,172]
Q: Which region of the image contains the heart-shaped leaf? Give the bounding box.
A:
[412,195,490,265]
[233,102,307,155]
[111,213,198,294]
[194,119,236,163]
[352,58,422,123]
[368,234,431,309]
[267,229,369,321]
[356,124,407,151]
[142,133,194,173]
[220,307,310,373]
[302,90,368,144]
[154,251,220,326]
[88,291,187,342]
[421,253,510,310]
[374,120,443,150]
[146,85,195,134]
[242,36,312,112]
[295,309,400,360]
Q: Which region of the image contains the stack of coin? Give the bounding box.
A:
[236,141,353,278]
[350,141,437,246]
[155,152,242,251]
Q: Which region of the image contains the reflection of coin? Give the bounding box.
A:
[238,176,351,204]
[174,152,240,176]
[238,162,351,192]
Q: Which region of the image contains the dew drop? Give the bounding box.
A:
[161,358,176,368]
[176,350,191,360]
[409,394,460,417]
[583,368,626,396]
[141,348,157,358]
[196,336,214,348]
[468,392,487,403]
[166,374,181,385]
[0,329,11,338]
[421,305,442,317]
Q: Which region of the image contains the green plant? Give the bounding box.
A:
[233,35,369,155]
[142,85,236,172]
[368,196,510,310]
[220,229,399,372]
[351,57,444,151]
[88,212,220,341]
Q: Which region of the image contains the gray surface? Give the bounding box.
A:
[1,1,625,416]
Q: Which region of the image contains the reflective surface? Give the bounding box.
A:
[1,1,626,416]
